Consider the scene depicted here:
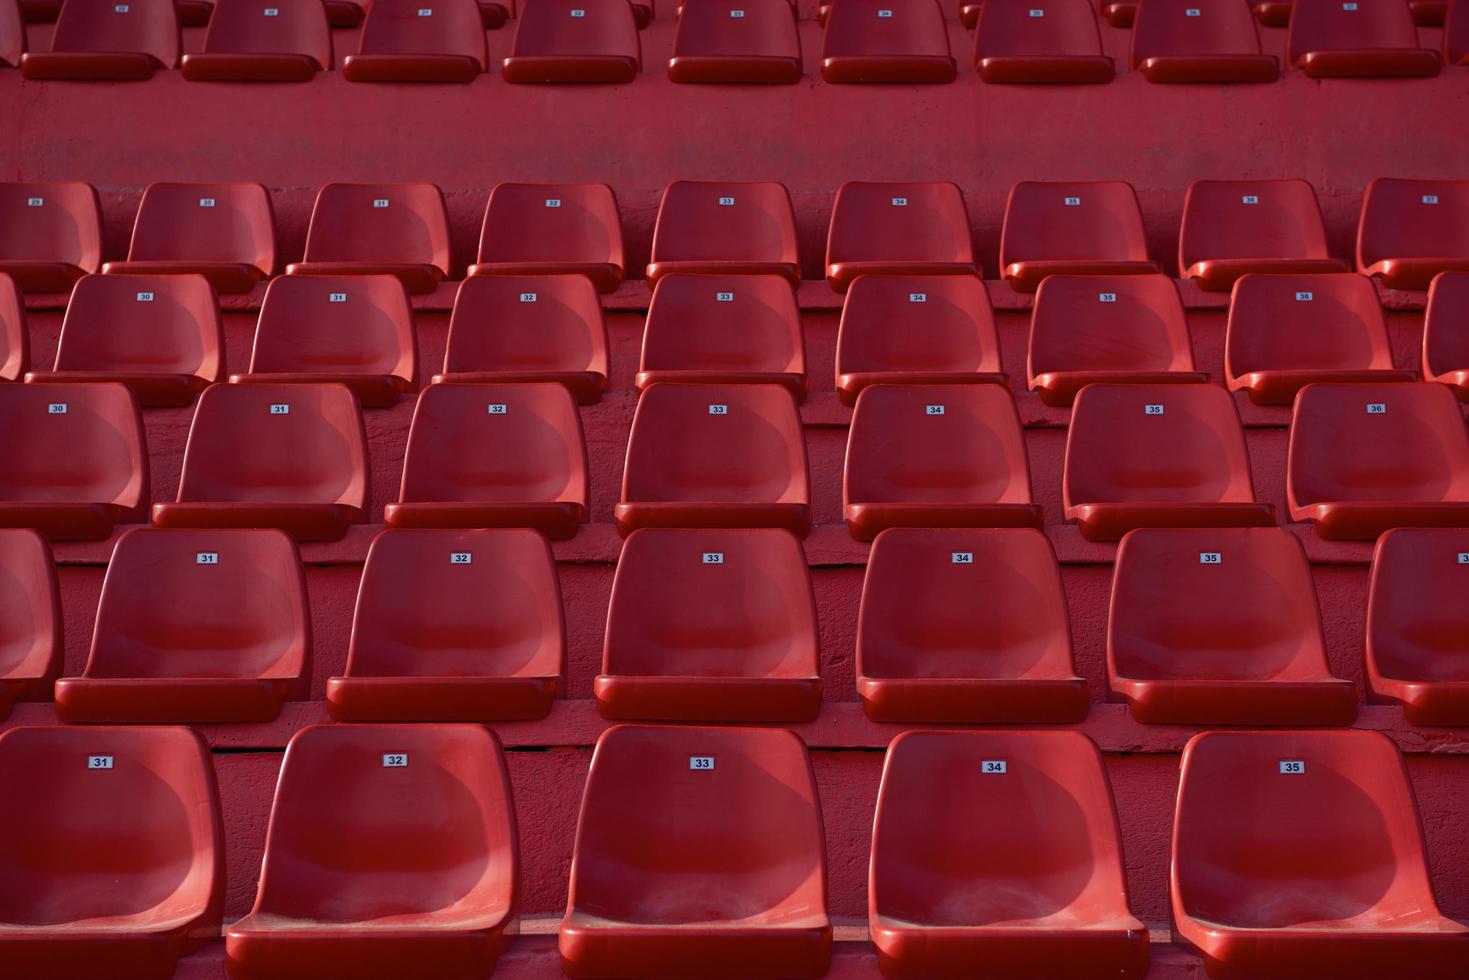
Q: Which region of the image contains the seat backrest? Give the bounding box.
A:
[1225,273,1392,376]
[1001,180,1150,266]
[1179,179,1330,268]
[650,180,799,270]
[0,529,61,688]
[1287,0,1420,60]
[476,182,624,271]
[1423,272,1469,376]
[1029,274,1193,375]
[0,182,102,274]
[827,181,974,265]
[49,0,180,65]
[0,382,147,509]
[0,274,27,380]
[55,273,222,379]
[444,274,607,375]
[357,0,486,64]
[642,273,803,375]
[1357,178,1469,267]
[251,274,416,379]
[201,0,331,66]
[126,182,276,272]
[838,275,1001,375]
[976,0,1106,59]
[513,0,639,56]
[1448,0,1469,62]
[1131,0,1263,63]
[300,182,451,273]
[0,0,23,67]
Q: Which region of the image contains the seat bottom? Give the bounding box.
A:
[1138,54,1278,85]
[20,52,162,80]
[180,53,323,82]
[326,675,557,722]
[1185,256,1346,291]
[1068,501,1277,542]
[1032,370,1209,408]
[0,502,126,541]
[560,917,832,980]
[151,502,360,542]
[594,674,822,722]
[102,260,265,294]
[635,369,805,402]
[1372,676,1469,727]
[1231,368,1418,406]
[468,261,623,294]
[286,261,444,295]
[501,56,640,85]
[1112,676,1358,725]
[668,55,802,84]
[226,919,510,980]
[872,919,1150,980]
[614,501,811,538]
[826,260,978,293]
[1177,920,1469,980]
[1298,49,1442,79]
[0,260,87,293]
[230,372,410,409]
[26,370,208,408]
[340,54,483,84]
[434,370,606,405]
[54,677,294,724]
[1004,260,1160,293]
[821,55,957,84]
[840,371,1007,407]
[857,675,1090,724]
[0,928,205,980]
[384,500,585,540]
[1293,501,1469,541]
[1365,257,1469,292]
[977,55,1115,85]
[845,502,1044,543]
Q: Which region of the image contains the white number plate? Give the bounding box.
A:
[1280,760,1305,774]
[270,404,290,415]
[689,756,715,770]
[451,552,472,564]
[383,753,409,767]
[702,553,724,564]
[1144,404,1164,415]
[982,760,1007,774]
[88,755,114,769]
[952,552,973,564]
[196,552,219,565]
[1199,552,1221,564]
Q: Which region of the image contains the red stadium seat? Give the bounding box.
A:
[180,0,332,81]
[1287,382,1469,540]
[1357,178,1469,291]
[1064,384,1273,542]
[669,0,801,83]
[560,725,831,979]
[870,731,1147,979]
[230,274,417,408]
[286,182,451,294]
[1179,179,1345,290]
[0,276,27,382]
[435,274,608,404]
[102,182,275,293]
[821,0,956,83]
[1000,180,1158,292]
[617,382,810,537]
[1172,730,1469,979]
[26,273,222,407]
[959,0,983,25]
[0,182,101,292]
[1129,0,1278,82]
[844,384,1041,541]
[597,528,821,722]
[176,0,212,27]
[153,383,367,541]
[835,275,1004,406]
[646,180,800,283]
[1108,527,1355,725]
[1287,0,1440,77]
[1224,273,1414,405]
[327,528,564,722]
[857,527,1087,723]
[385,383,589,539]
[1028,274,1206,407]
[502,0,641,83]
[340,0,486,82]
[1366,528,1469,725]
[227,724,518,980]
[973,0,1115,84]
[0,0,21,67]
[0,726,222,980]
[0,531,60,721]
[1449,0,1469,61]
[469,182,625,292]
[1423,272,1469,399]
[825,181,977,291]
[324,0,366,26]
[54,528,309,723]
[20,0,178,79]
[0,382,147,541]
[637,273,805,397]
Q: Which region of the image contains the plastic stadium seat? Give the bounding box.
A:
[327,529,564,722]
[1000,180,1159,292]
[0,726,222,980]
[1173,730,1469,979]
[227,724,518,980]
[0,382,147,541]
[1224,273,1415,405]
[286,182,450,294]
[180,0,331,81]
[435,275,608,404]
[1028,274,1206,408]
[470,182,625,292]
[617,383,810,537]
[102,182,275,293]
[1357,178,1469,291]
[973,0,1115,84]
[646,180,800,283]
[825,181,978,291]
[385,383,589,539]
[1287,382,1469,540]
[1449,0,1469,62]
[834,276,1003,406]
[1179,179,1345,290]
[0,182,102,292]
[821,0,956,83]
[230,274,417,408]
[26,274,222,407]
[560,725,831,979]
[637,273,805,397]
[959,0,982,26]
[0,531,60,722]
[1365,529,1469,724]
[1064,384,1273,542]
[323,0,365,26]
[857,528,1088,723]
[0,276,27,382]
[1099,0,1137,26]
[844,384,1041,541]
[1423,272,1469,399]
[597,528,820,722]
[54,528,308,723]
[503,0,641,82]
[153,383,367,541]
[870,731,1146,979]
[176,0,213,27]
[1286,0,1440,76]
[669,0,801,82]
[0,0,21,67]
[1129,0,1278,82]
[1108,527,1355,725]
[341,0,486,82]
[20,0,178,78]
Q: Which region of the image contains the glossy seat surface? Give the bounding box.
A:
[825,181,977,291]
[974,0,1115,84]
[1000,180,1159,291]
[470,182,625,292]
[1179,179,1344,290]
[870,730,1147,980]
[1357,178,1469,291]
[54,528,309,724]
[0,276,22,382]
[102,182,276,293]
[341,0,486,82]
[1286,0,1440,77]
[180,0,332,81]
[1423,272,1469,399]
[503,0,641,84]
[0,182,102,292]
[560,725,832,979]
[1449,0,1469,61]
[0,0,19,67]
[646,180,800,283]
[669,0,801,83]
[226,724,518,980]
[821,0,956,83]
[21,0,179,79]
[285,182,451,294]
[1129,0,1277,82]
[0,530,61,720]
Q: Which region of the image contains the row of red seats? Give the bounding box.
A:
[3,176,1467,295]
[0,723,1463,979]
[3,523,1464,726]
[7,0,1467,82]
